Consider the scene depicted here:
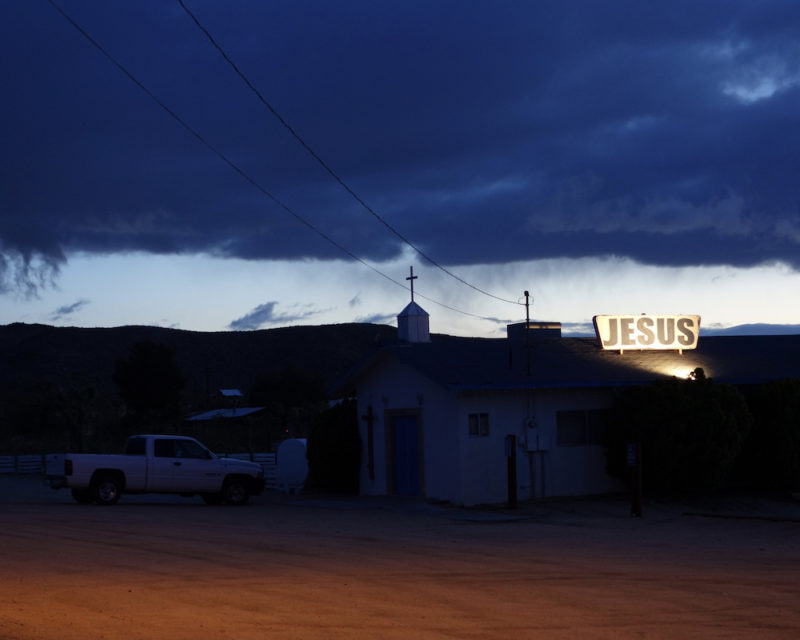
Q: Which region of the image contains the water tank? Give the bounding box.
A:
[276,438,308,492]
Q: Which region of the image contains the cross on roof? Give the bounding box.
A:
[406,266,418,302]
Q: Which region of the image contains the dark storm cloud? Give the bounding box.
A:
[0,245,63,297]
[3,0,800,294]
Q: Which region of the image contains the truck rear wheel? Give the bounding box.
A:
[92,474,122,505]
[222,478,249,505]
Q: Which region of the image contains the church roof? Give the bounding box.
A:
[398,301,429,317]
[329,333,800,397]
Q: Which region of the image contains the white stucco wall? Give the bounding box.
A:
[454,388,625,504]
[530,388,626,497]
[456,390,533,506]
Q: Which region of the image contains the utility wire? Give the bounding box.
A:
[46,0,497,322]
[177,0,523,308]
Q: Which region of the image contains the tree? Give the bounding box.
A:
[306,398,361,493]
[3,382,122,453]
[249,364,327,440]
[739,379,800,491]
[113,341,185,422]
[250,364,326,408]
[606,369,752,493]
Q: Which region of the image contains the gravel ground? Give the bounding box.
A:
[1,475,799,639]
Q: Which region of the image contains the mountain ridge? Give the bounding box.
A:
[0,322,399,398]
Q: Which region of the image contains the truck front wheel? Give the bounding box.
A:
[222,478,249,505]
[92,475,122,505]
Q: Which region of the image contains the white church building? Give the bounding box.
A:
[331,286,800,506]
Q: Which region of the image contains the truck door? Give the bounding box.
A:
[151,438,222,493]
[149,438,179,491]
[122,436,149,491]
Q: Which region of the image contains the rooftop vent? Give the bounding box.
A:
[506,322,562,341]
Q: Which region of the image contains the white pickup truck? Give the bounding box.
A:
[45,435,266,505]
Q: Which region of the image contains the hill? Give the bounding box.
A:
[0,322,398,399]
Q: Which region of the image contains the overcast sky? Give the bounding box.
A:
[2,1,800,337]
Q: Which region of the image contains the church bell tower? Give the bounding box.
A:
[397,266,430,343]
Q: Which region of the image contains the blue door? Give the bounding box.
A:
[392,415,420,496]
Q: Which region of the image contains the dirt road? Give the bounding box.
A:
[1,478,799,639]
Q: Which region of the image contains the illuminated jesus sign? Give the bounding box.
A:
[593,315,701,351]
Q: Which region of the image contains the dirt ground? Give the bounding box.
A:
[1,477,799,639]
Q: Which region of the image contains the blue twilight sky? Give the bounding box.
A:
[2,1,800,337]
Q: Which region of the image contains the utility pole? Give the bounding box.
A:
[524,290,530,325]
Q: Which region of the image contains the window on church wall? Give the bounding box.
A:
[556,409,609,446]
[468,412,490,437]
[586,410,608,445]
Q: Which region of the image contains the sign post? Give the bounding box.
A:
[627,441,643,517]
[506,434,518,509]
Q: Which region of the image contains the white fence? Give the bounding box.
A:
[226,453,278,490]
[0,455,44,475]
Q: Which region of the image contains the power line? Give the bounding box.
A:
[177,0,523,308]
[45,0,500,323]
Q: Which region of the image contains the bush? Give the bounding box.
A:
[607,369,752,493]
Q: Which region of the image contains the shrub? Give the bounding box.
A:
[607,369,752,493]
[306,399,361,493]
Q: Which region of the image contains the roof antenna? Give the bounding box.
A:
[524,291,531,375]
